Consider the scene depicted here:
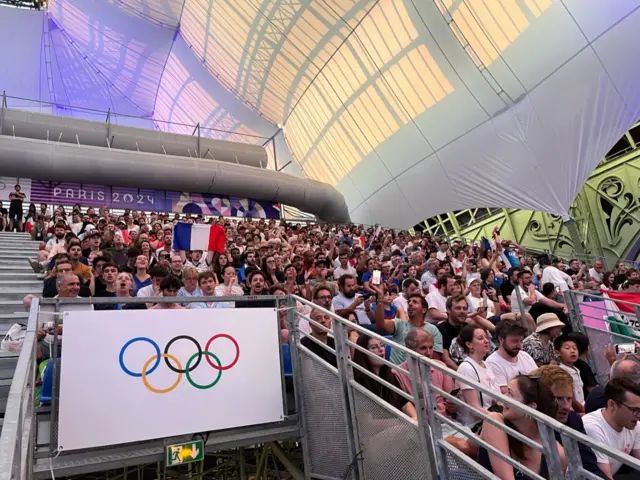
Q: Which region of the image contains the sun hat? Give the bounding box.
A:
[535,313,565,333]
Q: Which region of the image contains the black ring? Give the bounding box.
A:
[164,335,202,373]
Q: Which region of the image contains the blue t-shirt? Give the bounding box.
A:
[370,303,397,320]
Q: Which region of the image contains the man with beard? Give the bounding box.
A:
[333,274,369,325]
[485,318,537,394]
[372,284,443,364]
[45,222,67,252]
[236,249,258,283]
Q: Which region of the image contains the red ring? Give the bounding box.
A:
[205,334,240,370]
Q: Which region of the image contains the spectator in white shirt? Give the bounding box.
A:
[583,378,640,479]
[333,250,357,279]
[392,278,419,315]
[136,266,168,302]
[589,260,604,286]
[178,266,203,304]
[436,242,451,262]
[213,265,244,308]
[45,222,67,252]
[540,256,574,292]
[485,319,537,394]
[420,257,439,293]
[511,270,565,316]
[426,274,454,323]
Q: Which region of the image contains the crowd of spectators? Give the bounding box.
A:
[11,199,640,479]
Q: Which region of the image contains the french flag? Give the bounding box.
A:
[173,223,226,252]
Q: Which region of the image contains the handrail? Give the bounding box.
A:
[0,297,40,480]
[291,294,640,478]
[2,94,271,141]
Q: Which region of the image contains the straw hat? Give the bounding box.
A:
[535,313,565,333]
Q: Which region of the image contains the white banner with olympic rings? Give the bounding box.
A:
[57,308,285,451]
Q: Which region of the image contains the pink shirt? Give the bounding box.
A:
[393,359,455,416]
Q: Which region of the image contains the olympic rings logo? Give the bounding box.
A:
[118,334,240,394]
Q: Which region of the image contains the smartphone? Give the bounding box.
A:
[616,343,638,354]
[360,292,374,300]
[372,269,381,286]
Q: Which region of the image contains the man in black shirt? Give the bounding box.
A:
[41,258,90,298]
[300,308,336,367]
[94,262,119,309]
[437,294,469,370]
[500,267,520,304]
[8,184,26,231]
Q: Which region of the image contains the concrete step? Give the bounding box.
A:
[0,243,41,249]
[0,353,19,380]
[0,272,41,279]
[0,280,43,287]
[0,301,27,314]
[0,240,41,246]
[0,233,32,239]
[0,248,39,254]
[0,259,31,267]
[0,289,41,301]
[0,266,34,273]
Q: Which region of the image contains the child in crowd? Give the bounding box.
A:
[554,334,585,410]
[568,332,598,401]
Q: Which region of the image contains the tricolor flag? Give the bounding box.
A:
[173,223,225,252]
[601,290,640,339]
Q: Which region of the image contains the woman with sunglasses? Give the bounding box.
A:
[352,333,417,420]
[479,375,566,479]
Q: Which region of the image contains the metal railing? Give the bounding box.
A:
[0,297,39,480]
[3,293,640,479]
[565,289,640,384]
[289,295,640,480]
[0,295,298,480]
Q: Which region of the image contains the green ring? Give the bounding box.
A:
[185,352,222,389]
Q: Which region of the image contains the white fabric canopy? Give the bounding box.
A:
[2,1,639,227]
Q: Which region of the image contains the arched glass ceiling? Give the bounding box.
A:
[179,0,554,186]
[3,0,640,228]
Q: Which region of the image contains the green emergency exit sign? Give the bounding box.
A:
[166,439,204,467]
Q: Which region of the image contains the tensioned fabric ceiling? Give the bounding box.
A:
[3,0,640,228]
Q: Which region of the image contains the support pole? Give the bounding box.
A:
[105,108,111,148]
[563,218,584,255]
[0,91,6,135]
[269,442,303,480]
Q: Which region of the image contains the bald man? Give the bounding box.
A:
[586,356,640,413]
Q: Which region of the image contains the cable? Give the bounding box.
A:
[341,448,364,480]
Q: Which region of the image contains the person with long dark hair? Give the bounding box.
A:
[352,333,417,420]
[479,375,567,478]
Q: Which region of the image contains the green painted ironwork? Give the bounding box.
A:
[416,129,640,268]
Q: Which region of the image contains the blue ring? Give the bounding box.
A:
[119,337,161,377]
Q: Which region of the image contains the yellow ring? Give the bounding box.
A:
[141,353,182,394]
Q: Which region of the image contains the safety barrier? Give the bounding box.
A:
[564,290,639,384]
[290,295,640,480]
[2,293,640,479]
[0,295,301,480]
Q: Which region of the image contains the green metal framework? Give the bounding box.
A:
[415,122,640,267]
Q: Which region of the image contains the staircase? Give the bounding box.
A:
[0,231,42,432]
